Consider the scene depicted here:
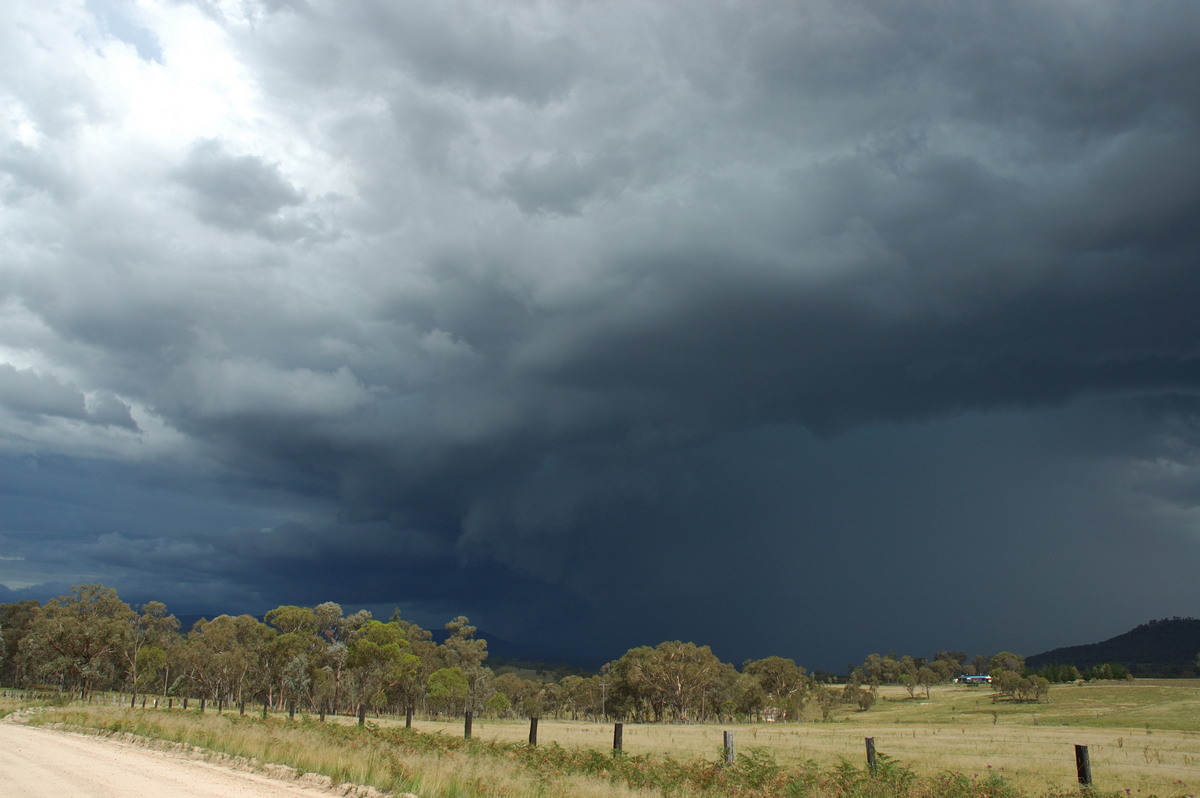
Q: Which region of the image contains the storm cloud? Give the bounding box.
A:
[2,0,1199,669]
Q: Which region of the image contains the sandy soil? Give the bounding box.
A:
[0,721,372,798]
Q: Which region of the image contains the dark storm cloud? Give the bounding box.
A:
[3,1,1200,668]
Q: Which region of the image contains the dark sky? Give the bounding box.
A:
[2,0,1199,672]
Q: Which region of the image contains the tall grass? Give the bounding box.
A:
[20,682,1200,798]
[16,702,1113,798]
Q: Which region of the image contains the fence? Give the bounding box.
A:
[6,690,1199,795]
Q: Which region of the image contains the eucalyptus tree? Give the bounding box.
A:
[344,619,419,716]
[607,641,728,722]
[743,656,809,720]
[18,585,134,697]
[124,601,180,701]
[182,614,274,705]
[0,600,39,687]
[439,616,491,712]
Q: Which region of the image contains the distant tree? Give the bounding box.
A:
[427,666,469,716]
[484,690,511,717]
[917,666,938,698]
[743,656,809,720]
[899,673,918,698]
[815,684,840,720]
[989,651,1025,674]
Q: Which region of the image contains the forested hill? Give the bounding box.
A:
[1027,618,1200,677]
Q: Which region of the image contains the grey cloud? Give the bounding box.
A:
[0,142,77,204]
[174,139,307,238]
[355,2,580,104]
[0,365,136,428]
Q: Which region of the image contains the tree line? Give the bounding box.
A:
[2,584,1053,722]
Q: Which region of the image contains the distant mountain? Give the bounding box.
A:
[1027,617,1200,677]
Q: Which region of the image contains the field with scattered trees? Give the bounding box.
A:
[4,585,1199,798]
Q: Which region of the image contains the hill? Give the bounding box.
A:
[1027,617,1200,677]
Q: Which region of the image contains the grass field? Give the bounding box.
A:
[401,682,1200,796]
[8,680,1200,797]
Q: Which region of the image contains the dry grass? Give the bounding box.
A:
[14,680,1200,797]
[399,681,1200,797]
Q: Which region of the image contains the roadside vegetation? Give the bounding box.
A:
[5,586,1200,796]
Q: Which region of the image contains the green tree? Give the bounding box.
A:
[0,600,40,687]
[743,656,809,721]
[182,614,274,704]
[440,616,490,712]
[344,620,419,715]
[427,666,470,716]
[125,601,180,701]
[607,641,728,722]
[989,651,1025,674]
[917,666,938,698]
[19,585,134,697]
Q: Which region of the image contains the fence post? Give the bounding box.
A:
[358,703,366,726]
[405,706,413,728]
[183,697,188,710]
[724,730,735,764]
[866,737,877,775]
[262,702,268,719]
[288,700,295,720]
[199,698,205,714]
[528,717,539,746]
[1075,744,1093,787]
[239,700,245,716]
[613,722,624,756]
[464,711,473,739]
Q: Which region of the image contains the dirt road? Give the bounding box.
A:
[0,722,365,797]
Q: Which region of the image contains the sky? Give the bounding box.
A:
[2,0,1199,672]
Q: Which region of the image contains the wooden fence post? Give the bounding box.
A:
[239,700,245,716]
[464,711,473,739]
[1075,744,1093,787]
[866,737,877,775]
[183,698,188,710]
[528,717,539,746]
[613,722,624,756]
[358,703,366,726]
[724,730,735,764]
[405,706,413,728]
[262,702,268,719]
[199,698,205,714]
[288,700,295,720]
